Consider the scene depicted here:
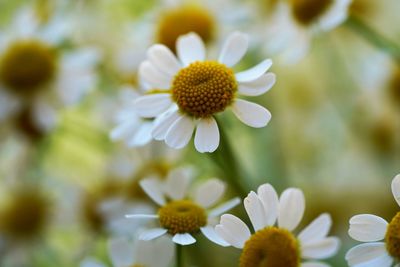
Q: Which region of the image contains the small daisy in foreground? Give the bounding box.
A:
[110,86,154,147]
[264,0,351,63]
[126,174,240,246]
[215,183,340,267]
[346,174,400,267]
[134,31,276,153]
[80,236,174,267]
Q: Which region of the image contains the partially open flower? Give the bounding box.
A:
[215,183,340,267]
[346,174,400,267]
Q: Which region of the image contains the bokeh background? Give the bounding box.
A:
[0,0,399,266]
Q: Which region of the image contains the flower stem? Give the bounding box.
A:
[176,244,183,267]
[345,15,400,63]
[208,119,248,198]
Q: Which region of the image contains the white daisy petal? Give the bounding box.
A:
[244,191,266,231]
[299,213,332,245]
[164,167,193,200]
[139,178,166,206]
[301,262,330,267]
[349,214,388,242]
[392,174,400,207]
[208,197,241,218]
[172,233,196,245]
[278,188,305,231]
[216,214,251,248]
[345,242,392,266]
[127,122,153,147]
[232,99,271,128]
[133,94,172,118]
[194,117,220,153]
[201,226,230,247]
[125,214,158,219]
[257,183,279,226]
[152,106,180,140]
[139,61,172,89]
[235,59,273,82]
[238,73,276,96]
[80,259,106,267]
[110,121,138,141]
[140,228,168,241]
[218,31,248,67]
[195,178,226,208]
[177,32,206,66]
[302,237,340,259]
[165,115,195,149]
[107,238,134,267]
[147,44,181,76]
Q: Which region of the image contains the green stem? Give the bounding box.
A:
[208,119,248,198]
[345,15,400,63]
[176,244,183,267]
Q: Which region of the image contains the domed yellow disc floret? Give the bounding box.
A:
[172,61,237,118]
[158,200,207,235]
[290,0,333,26]
[0,40,57,95]
[389,69,400,106]
[240,227,300,267]
[386,212,400,260]
[156,5,215,52]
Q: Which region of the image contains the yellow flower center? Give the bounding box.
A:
[172,61,237,118]
[0,189,49,240]
[158,200,207,235]
[0,40,57,96]
[290,0,333,26]
[386,212,400,260]
[156,5,215,52]
[240,227,300,267]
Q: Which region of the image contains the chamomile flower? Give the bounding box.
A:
[215,183,340,267]
[0,7,100,136]
[126,174,241,246]
[346,174,400,267]
[134,31,275,153]
[110,86,154,147]
[264,0,351,63]
[81,236,174,267]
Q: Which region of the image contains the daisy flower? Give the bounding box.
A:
[109,86,155,147]
[0,7,100,135]
[126,174,241,246]
[346,174,400,267]
[264,0,352,63]
[215,183,340,267]
[80,236,174,267]
[133,31,276,153]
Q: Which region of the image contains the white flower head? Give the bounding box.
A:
[0,7,100,133]
[265,0,352,63]
[126,170,241,246]
[215,183,340,267]
[346,174,400,267]
[134,31,275,153]
[80,235,174,267]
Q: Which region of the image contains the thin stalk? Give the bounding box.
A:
[208,119,248,198]
[176,244,183,267]
[345,15,400,63]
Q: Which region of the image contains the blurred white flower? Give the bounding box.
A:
[346,174,400,267]
[132,31,275,153]
[80,235,174,267]
[264,0,351,63]
[0,7,100,133]
[215,183,340,267]
[126,169,240,246]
